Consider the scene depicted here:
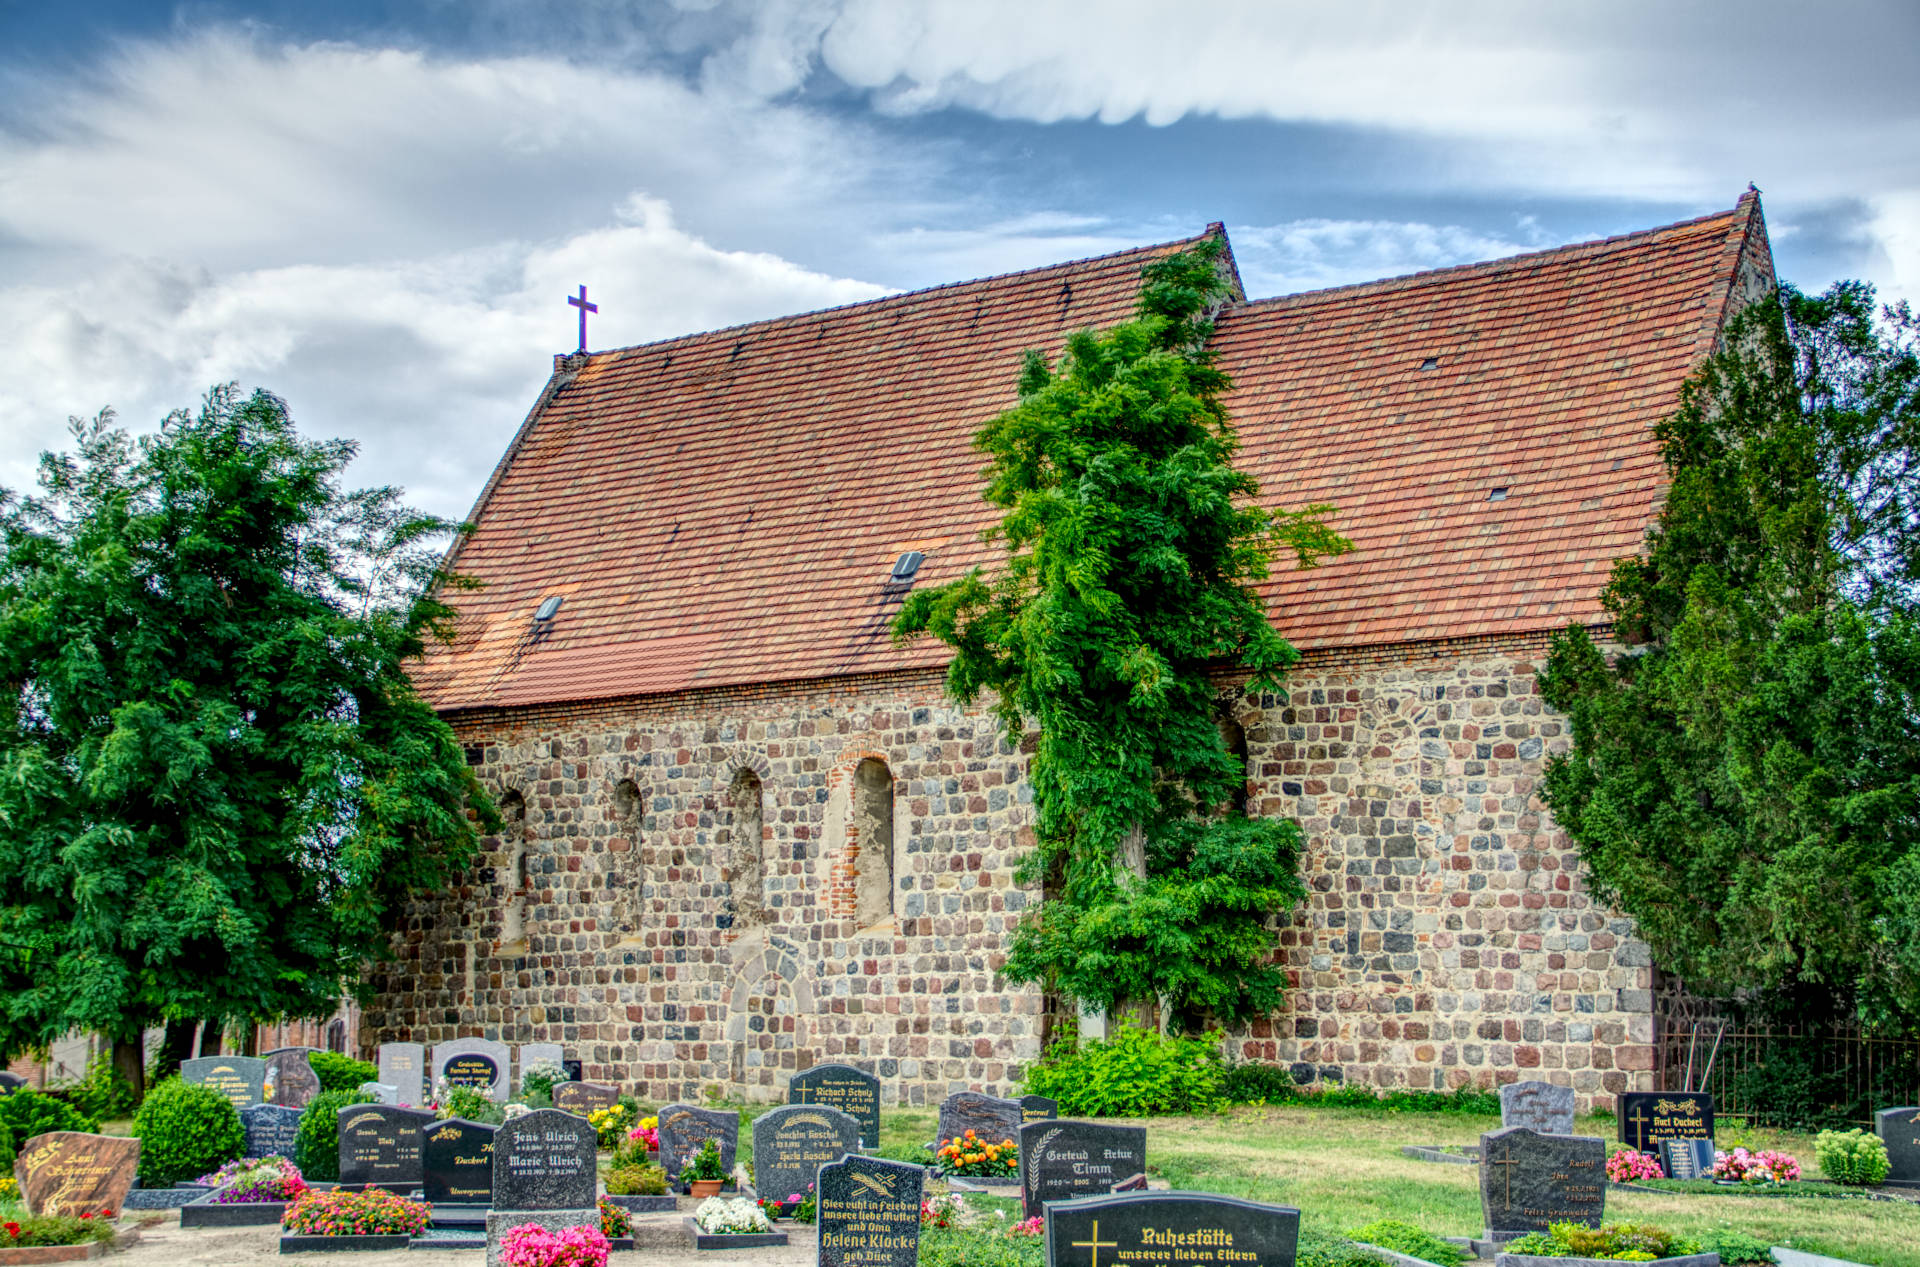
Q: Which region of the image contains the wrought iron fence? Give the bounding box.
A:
[1658,1020,1920,1128]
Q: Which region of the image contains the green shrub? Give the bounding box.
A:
[307,1053,378,1094]
[295,1089,376,1181]
[62,1053,137,1122]
[0,1213,117,1247]
[1217,1063,1501,1115]
[603,1162,667,1196]
[435,1084,503,1126]
[917,1223,1043,1267]
[1022,1023,1222,1117]
[1345,1219,1466,1267]
[1700,1231,1777,1264]
[0,1116,15,1175]
[1814,1128,1890,1185]
[1297,1231,1395,1267]
[130,1077,245,1186]
[1506,1222,1701,1260]
[520,1058,565,1102]
[0,1088,98,1147]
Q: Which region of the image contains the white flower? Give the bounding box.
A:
[694,1196,772,1235]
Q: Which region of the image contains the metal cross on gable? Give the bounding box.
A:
[567,284,598,352]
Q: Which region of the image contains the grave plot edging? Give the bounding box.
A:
[279,1234,416,1253]
[1496,1255,1721,1267]
[680,1218,790,1250]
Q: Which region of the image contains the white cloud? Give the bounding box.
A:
[1230,218,1541,296]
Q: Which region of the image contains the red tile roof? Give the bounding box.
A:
[414,195,1770,711]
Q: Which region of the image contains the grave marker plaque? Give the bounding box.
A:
[1875,1106,1920,1186]
[1616,1092,1714,1155]
[263,1047,322,1109]
[14,1132,140,1217]
[423,1118,497,1206]
[433,1037,511,1103]
[181,1055,267,1109]
[1048,1191,1301,1267]
[1500,1080,1576,1136]
[1019,1120,1148,1219]
[816,1153,924,1267]
[550,1081,620,1118]
[751,1104,860,1210]
[241,1103,304,1160]
[790,1063,881,1148]
[378,1042,425,1108]
[1020,1095,1058,1124]
[658,1103,740,1181]
[337,1104,435,1189]
[1662,1137,1716,1181]
[492,1109,597,1210]
[936,1092,1022,1154]
[1479,1126,1606,1239]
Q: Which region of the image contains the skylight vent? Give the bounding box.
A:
[890,551,925,584]
[1419,357,1440,371]
[532,595,564,622]
[1488,487,1509,502]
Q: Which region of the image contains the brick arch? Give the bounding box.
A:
[725,939,815,1098]
[820,745,899,928]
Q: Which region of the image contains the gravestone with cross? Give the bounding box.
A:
[789,1063,881,1149]
[1479,1126,1606,1241]
[1616,1092,1714,1156]
[1048,1190,1301,1267]
[816,1153,923,1267]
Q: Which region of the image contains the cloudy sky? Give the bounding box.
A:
[2,0,1915,519]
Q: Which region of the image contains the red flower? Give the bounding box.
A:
[3,1221,19,1239]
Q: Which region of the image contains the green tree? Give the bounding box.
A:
[0,386,498,1096]
[893,239,1351,1027]
[1540,283,1920,1027]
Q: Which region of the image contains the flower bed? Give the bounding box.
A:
[281,1188,430,1237]
[1713,1148,1799,1185]
[1605,1149,1665,1184]
[199,1157,308,1204]
[934,1130,1017,1178]
[682,1200,788,1253]
[1500,1221,1713,1263]
[498,1223,611,1267]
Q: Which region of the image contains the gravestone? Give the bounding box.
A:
[1049,1191,1301,1267]
[816,1153,924,1267]
[0,1072,26,1095]
[551,1081,620,1118]
[241,1103,304,1160]
[1663,1137,1716,1181]
[1019,1120,1149,1219]
[423,1117,497,1206]
[751,1104,861,1210]
[1500,1080,1576,1136]
[1874,1106,1920,1186]
[1020,1095,1059,1124]
[1616,1092,1714,1155]
[519,1043,564,1092]
[14,1132,141,1217]
[658,1103,740,1181]
[433,1037,511,1103]
[337,1104,436,1190]
[485,1109,599,1267]
[561,1059,583,1082]
[790,1063,881,1149]
[181,1055,267,1109]
[361,1081,399,1105]
[1479,1126,1606,1240]
[263,1047,322,1109]
[378,1042,426,1108]
[936,1092,1023,1152]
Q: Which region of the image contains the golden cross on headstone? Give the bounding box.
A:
[1072,1220,1119,1267]
[1625,1103,1653,1148]
[1488,1145,1519,1207]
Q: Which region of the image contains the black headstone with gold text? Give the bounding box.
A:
[1616,1092,1714,1155]
[790,1063,881,1149]
[1048,1191,1300,1267]
[816,1153,923,1267]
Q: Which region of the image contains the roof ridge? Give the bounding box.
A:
[1232,202,1744,314]
[580,228,1217,366]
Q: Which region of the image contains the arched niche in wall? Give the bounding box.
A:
[497,788,530,955]
[851,757,895,928]
[725,768,766,929]
[610,777,645,948]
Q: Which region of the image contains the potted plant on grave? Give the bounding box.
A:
[682,1140,727,1198]
[933,1130,1018,1180]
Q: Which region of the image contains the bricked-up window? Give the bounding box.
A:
[611,778,644,946]
[1219,716,1249,818]
[498,789,530,951]
[852,758,895,926]
[726,769,765,928]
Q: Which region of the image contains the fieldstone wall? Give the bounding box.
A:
[365,632,1653,1111]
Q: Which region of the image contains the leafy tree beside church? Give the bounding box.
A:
[0,387,498,1097]
[895,238,1352,1028]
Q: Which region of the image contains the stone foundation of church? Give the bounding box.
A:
[363,632,1654,1112]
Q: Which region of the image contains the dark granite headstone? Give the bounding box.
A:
[561,1059,583,1083]
[1876,1105,1920,1186]
[1616,1092,1714,1155]
[0,1072,26,1095]
[1479,1126,1606,1239]
[550,1081,620,1118]
[1048,1191,1301,1267]
[181,1055,267,1109]
[423,1118,497,1205]
[432,1037,510,1103]
[14,1132,141,1217]
[1019,1120,1148,1219]
[790,1064,880,1149]
[816,1153,924,1267]
[658,1103,740,1181]
[377,1042,425,1108]
[492,1109,597,1210]
[1500,1080,1576,1136]
[751,1104,861,1208]
[936,1092,1022,1153]
[241,1103,304,1160]
[1020,1095,1059,1124]
[1662,1137,1716,1180]
[263,1047,322,1109]
[337,1104,436,1189]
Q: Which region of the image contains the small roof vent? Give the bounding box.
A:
[1487,487,1509,502]
[532,595,564,622]
[889,551,925,584]
[1419,357,1440,371]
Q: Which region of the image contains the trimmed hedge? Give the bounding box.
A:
[1218,1063,1501,1115]
[308,1052,378,1094]
[130,1077,245,1186]
[296,1089,375,1180]
[0,1089,98,1177]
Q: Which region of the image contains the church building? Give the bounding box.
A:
[367,192,1777,1113]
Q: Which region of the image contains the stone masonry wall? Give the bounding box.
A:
[364,633,1654,1111]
